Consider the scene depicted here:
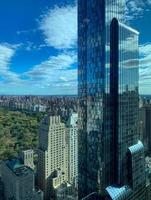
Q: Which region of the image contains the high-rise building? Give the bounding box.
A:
[1,159,43,200]
[78,0,146,199]
[139,105,151,154]
[67,113,78,185]
[37,115,68,200]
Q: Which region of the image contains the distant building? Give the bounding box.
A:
[67,113,78,185]
[1,159,43,200]
[19,149,34,169]
[145,157,151,199]
[37,115,68,200]
[139,105,151,154]
[33,104,47,112]
[55,182,75,200]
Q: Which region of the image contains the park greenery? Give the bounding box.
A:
[0,107,45,160]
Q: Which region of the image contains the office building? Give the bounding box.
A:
[1,159,43,200]
[37,115,68,200]
[78,0,146,199]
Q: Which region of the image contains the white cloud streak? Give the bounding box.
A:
[25,52,77,90]
[139,43,151,94]
[0,44,21,83]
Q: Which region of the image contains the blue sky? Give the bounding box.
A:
[0,0,151,95]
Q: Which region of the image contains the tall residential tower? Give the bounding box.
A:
[37,116,68,200]
[78,0,146,199]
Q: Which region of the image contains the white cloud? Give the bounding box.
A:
[0,44,21,82]
[139,44,151,94]
[24,41,45,51]
[0,42,78,95]
[39,5,77,49]
[139,43,151,56]
[25,52,77,92]
[126,0,151,20]
[0,44,15,71]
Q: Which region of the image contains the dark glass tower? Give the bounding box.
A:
[78,1,146,199]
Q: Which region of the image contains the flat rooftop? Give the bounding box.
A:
[5,159,33,177]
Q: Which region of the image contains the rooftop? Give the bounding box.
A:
[106,185,132,200]
[5,158,33,177]
[6,159,23,171]
[128,141,144,154]
[13,166,33,177]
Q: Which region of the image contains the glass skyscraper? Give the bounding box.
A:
[78,1,146,199]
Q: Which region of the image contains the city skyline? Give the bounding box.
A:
[0,0,151,95]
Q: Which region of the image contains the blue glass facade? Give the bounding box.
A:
[110,19,140,185]
[78,0,106,197]
[78,0,146,199]
[78,0,126,198]
[107,18,146,200]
